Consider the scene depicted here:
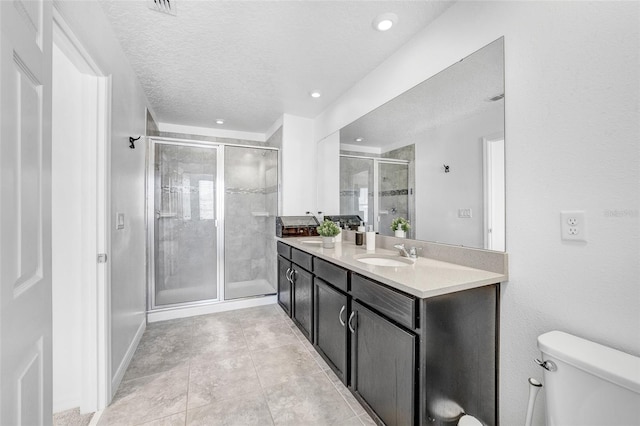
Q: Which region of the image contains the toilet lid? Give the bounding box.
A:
[458,414,483,426]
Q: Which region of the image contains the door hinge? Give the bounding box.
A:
[97,253,108,264]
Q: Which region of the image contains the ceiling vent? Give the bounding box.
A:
[148,0,177,16]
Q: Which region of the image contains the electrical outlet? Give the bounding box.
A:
[561,211,586,242]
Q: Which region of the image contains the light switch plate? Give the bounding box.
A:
[116,213,125,230]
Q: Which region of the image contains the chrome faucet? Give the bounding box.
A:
[394,244,421,259]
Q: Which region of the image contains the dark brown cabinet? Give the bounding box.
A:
[277,255,292,316]
[276,240,499,426]
[291,265,313,340]
[314,278,349,384]
[277,242,313,341]
[350,301,417,426]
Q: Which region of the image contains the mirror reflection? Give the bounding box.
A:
[338,37,505,251]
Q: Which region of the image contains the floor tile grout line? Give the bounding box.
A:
[244,315,277,425]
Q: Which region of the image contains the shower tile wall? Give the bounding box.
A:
[378,163,409,237]
[339,157,374,227]
[224,146,278,299]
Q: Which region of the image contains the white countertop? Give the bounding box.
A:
[278,237,507,299]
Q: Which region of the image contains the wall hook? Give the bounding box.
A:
[129,136,141,149]
[443,164,450,173]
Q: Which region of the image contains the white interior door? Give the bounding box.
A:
[0,1,53,424]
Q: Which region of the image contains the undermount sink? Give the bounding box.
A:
[354,254,414,267]
[300,240,323,245]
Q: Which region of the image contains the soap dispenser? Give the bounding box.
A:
[366,225,375,252]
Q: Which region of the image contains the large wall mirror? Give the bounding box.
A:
[338,37,505,251]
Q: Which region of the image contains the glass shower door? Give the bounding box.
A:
[224,145,278,300]
[339,157,374,227]
[153,143,219,307]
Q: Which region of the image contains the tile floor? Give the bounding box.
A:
[96,304,376,425]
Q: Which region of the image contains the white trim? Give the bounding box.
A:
[147,297,277,323]
[340,143,382,155]
[158,122,266,142]
[97,75,112,410]
[52,6,112,412]
[110,319,146,397]
[482,132,505,251]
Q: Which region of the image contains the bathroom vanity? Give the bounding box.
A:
[276,235,508,426]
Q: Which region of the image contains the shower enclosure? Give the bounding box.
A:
[340,155,410,237]
[148,139,278,310]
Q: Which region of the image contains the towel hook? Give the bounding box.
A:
[129,136,141,149]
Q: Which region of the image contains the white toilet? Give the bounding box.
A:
[537,330,640,425]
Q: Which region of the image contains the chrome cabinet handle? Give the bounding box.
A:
[339,306,346,327]
[286,268,292,282]
[290,269,297,284]
[348,311,357,334]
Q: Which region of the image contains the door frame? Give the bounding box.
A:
[52,7,112,412]
[482,133,505,251]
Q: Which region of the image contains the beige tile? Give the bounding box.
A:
[98,366,188,426]
[53,407,93,426]
[242,321,300,352]
[263,372,356,425]
[186,393,274,426]
[123,332,192,381]
[251,343,322,388]
[136,412,186,426]
[187,352,262,409]
[233,304,288,327]
[358,413,378,425]
[335,416,364,426]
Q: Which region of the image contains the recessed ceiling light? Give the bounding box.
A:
[310,90,322,98]
[355,137,364,142]
[372,13,398,32]
[216,119,224,125]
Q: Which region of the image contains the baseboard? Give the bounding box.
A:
[110,318,146,397]
[147,295,277,323]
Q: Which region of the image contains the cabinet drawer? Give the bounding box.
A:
[351,274,417,330]
[291,247,313,271]
[313,258,348,292]
[277,241,291,259]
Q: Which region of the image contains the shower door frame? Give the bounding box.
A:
[340,154,410,234]
[146,137,281,312]
[147,138,225,311]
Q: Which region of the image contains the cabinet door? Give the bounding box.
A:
[292,265,313,340]
[314,278,349,384]
[350,301,417,426]
[277,256,292,316]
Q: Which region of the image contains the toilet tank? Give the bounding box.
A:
[537,331,640,426]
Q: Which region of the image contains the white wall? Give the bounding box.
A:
[415,105,503,247]
[51,43,83,412]
[316,131,340,215]
[281,113,317,215]
[315,2,640,425]
[55,1,150,393]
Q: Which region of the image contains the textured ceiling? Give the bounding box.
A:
[99,0,455,133]
[340,37,504,150]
